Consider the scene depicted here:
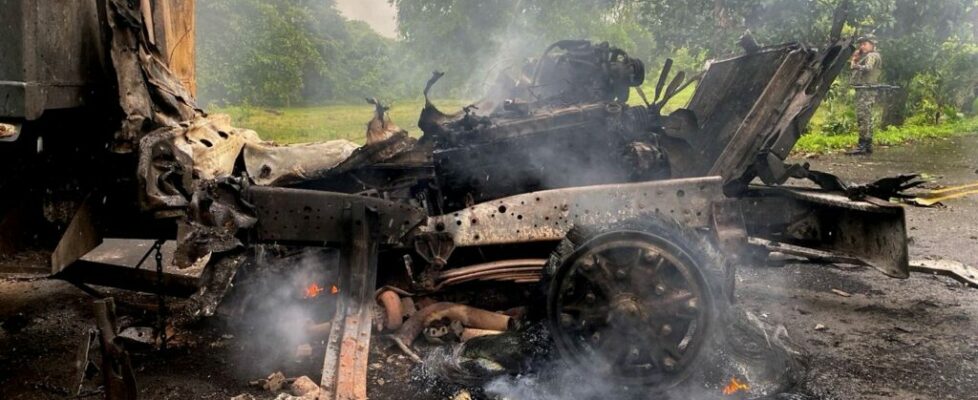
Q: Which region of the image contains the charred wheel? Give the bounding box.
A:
[546,219,727,389]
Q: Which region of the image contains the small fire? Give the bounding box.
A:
[722,377,750,395]
[304,283,325,299]
[303,283,338,298]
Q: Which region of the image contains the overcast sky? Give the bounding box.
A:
[335,0,398,38]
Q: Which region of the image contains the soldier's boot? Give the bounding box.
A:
[846,138,873,155]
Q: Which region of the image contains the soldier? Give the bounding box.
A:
[847,34,883,155]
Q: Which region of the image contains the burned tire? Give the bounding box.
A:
[544,216,732,389]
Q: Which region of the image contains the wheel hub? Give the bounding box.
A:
[548,231,714,388]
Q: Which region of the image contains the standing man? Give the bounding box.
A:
[848,34,883,155]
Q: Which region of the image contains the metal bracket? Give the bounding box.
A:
[320,204,379,400]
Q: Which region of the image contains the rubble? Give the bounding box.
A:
[289,376,321,398]
[255,371,287,392]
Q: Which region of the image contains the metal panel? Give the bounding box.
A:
[54,260,198,297]
[154,0,196,96]
[684,47,789,173]
[320,205,378,400]
[0,0,107,119]
[51,196,103,275]
[741,186,909,278]
[0,0,27,82]
[247,186,427,245]
[708,49,810,178]
[0,0,196,119]
[423,177,724,247]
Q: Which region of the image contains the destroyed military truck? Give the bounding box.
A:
[1,1,921,398]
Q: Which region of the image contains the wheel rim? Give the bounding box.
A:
[548,230,714,388]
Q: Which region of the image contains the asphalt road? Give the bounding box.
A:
[735,134,978,399]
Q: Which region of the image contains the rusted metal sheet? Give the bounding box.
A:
[247,186,426,245]
[910,259,978,288]
[677,41,853,185]
[436,259,547,288]
[107,0,199,153]
[320,205,378,400]
[92,298,138,400]
[421,177,723,247]
[707,48,810,178]
[55,259,199,298]
[154,0,197,96]
[51,196,103,275]
[741,186,909,278]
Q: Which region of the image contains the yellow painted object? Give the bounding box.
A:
[910,182,978,206]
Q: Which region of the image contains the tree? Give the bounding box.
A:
[196,0,407,106]
[390,0,650,96]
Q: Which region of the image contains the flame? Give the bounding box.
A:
[304,283,325,299]
[330,285,339,294]
[722,377,750,395]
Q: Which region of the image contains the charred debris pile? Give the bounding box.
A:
[52,1,942,399]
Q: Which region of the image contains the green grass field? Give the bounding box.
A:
[214,100,449,144]
[213,85,977,154]
[213,85,696,145]
[795,116,978,154]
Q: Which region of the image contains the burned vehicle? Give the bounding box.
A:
[142,38,909,397]
[3,1,926,399]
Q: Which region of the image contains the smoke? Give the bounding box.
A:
[334,0,398,38]
[481,308,808,400]
[224,247,342,377]
[484,365,622,400]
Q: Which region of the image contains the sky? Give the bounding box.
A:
[335,0,399,38]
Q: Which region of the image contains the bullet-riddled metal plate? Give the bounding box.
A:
[422,177,724,247]
[247,186,426,246]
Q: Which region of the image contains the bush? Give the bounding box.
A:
[797,116,978,154]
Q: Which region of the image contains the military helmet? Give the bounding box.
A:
[856,34,878,45]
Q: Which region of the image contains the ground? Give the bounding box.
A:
[1,134,977,400]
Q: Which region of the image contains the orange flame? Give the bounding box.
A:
[330,285,339,294]
[304,283,325,299]
[722,377,750,395]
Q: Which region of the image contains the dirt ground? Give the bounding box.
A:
[2,135,977,400]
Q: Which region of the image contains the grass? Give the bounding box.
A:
[213,85,696,145]
[214,86,977,155]
[214,100,459,144]
[795,116,978,154]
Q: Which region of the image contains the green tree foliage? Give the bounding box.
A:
[390,0,651,95]
[618,0,978,123]
[197,0,407,106]
[198,0,978,124]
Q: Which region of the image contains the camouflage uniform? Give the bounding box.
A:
[852,50,883,143]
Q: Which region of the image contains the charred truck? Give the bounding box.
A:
[1,1,923,399]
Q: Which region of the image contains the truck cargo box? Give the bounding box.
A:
[0,0,195,120]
